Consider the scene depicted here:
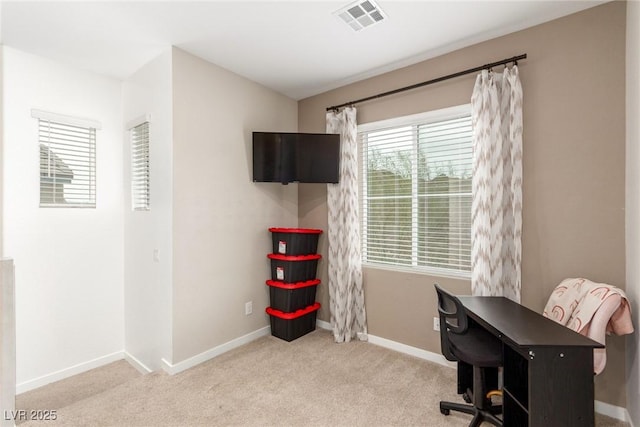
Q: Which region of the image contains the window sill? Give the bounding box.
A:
[362,262,471,281]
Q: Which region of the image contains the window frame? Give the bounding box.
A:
[33,109,100,209]
[358,104,472,279]
[128,116,151,211]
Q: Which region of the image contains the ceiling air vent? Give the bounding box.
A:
[334,0,387,32]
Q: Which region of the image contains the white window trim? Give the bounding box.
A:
[126,113,152,131]
[362,260,473,280]
[31,109,102,130]
[358,104,470,133]
[128,114,151,211]
[358,103,472,279]
[35,110,99,208]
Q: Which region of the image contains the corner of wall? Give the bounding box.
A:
[626,0,640,425]
[169,47,298,364]
[1,259,16,427]
[0,45,4,258]
[122,48,174,372]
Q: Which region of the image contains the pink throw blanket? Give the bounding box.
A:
[543,278,633,336]
[543,278,633,374]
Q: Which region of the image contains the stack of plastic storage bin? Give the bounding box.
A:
[265,228,322,341]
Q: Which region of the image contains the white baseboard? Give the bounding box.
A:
[315,319,367,341]
[123,351,153,374]
[367,333,456,368]
[316,319,331,330]
[16,351,124,394]
[595,399,633,424]
[161,326,271,375]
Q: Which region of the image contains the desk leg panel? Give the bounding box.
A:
[528,347,594,427]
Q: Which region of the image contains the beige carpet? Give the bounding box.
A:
[16,329,628,426]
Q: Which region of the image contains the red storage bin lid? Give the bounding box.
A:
[269,227,323,234]
[266,279,320,289]
[267,253,321,261]
[266,303,321,320]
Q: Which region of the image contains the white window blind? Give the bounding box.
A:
[130,121,150,211]
[37,117,97,208]
[359,105,472,276]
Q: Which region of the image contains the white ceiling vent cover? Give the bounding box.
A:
[334,0,387,32]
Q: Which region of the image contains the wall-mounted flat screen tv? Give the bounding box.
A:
[252,132,340,184]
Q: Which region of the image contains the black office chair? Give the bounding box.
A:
[434,284,503,427]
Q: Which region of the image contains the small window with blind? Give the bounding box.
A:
[130,120,150,211]
[358,104,472,277]
[33,109,99,208]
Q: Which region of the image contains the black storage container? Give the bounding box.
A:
[267,253,321,283]
[266,279,320,312]
[269,227,322,255]
[266,303,321,342]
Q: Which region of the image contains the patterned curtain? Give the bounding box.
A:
[471,66,523,302]
[326,107,368,342]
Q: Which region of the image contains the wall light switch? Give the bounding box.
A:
[153,249,160,262]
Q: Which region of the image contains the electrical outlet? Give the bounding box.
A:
[245,301,253,316]
[433,317,440,331]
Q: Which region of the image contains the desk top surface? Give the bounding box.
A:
[458,296,604,349]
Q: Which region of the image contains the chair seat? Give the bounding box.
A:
[448,326,502,367]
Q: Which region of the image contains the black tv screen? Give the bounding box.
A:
[252,132,296,184]
[253,132,340,184]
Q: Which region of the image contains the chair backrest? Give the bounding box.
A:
[434,283,468,362]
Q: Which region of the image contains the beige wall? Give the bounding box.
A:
[0,46,3,258]
[626,1,640,424]
[0,2,3,260]
[298,2,626,407]
[171,48,298,363]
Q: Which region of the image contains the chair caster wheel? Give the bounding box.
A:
[440,408,450,416]
[463,392,472,403]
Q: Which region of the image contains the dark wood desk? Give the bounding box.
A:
[458,296,604,427]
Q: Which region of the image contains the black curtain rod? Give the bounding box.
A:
[326,53,527,111]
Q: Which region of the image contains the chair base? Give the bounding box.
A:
[439,400,503,427]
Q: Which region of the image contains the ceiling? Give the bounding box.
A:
[1,1,606,100]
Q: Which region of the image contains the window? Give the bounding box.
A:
[33,110,99,208]
[359,105,472,276]
[130,120,150,211]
